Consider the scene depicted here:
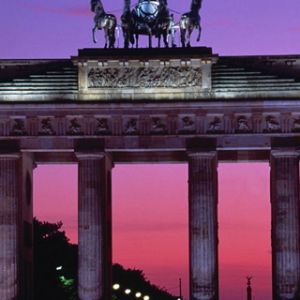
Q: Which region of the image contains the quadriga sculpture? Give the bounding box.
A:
[180,0,202,47]
[90,0,117,48]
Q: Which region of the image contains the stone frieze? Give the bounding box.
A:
[87,66,202,89]
[3,112,295,137]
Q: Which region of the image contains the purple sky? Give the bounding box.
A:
[1,0,300,58]
[1,1,300,299]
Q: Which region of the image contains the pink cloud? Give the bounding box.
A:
[289,26,300,32]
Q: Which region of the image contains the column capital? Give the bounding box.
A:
[0,153,20,159]
[270,149,299,158]
[187,150,217,160]
[75,151,108,160]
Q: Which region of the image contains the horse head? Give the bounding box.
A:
[190,0,202,12]
[90,0,105,15]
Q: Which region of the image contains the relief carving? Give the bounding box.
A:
[124,118,138,135]
[265,116,281,133]
[236,116,251,133]
[67,118,83,135]
[207,117,223,133]
[88,66,202,89]
[11,119,27,136]
[39,118,55,135]
[151,117,167,134]
[292,117,300,132]
[95,118,110,135]
[179,116,195,133]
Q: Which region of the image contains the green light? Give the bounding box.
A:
[59,276,74,287]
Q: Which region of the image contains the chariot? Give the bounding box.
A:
[91,0,202,49]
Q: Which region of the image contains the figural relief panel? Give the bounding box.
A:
[264,115,281,133]
[291,114,300,133]
[38,117,56,136]
[178,115,196,134]
[94,117,111,135]
[150,116,168,134]
[67,117,84,136]
[234,115,252,133]
[206,115,224,134]
[10,117,27,136]
[87,66,202,89]
[123,117,139,135]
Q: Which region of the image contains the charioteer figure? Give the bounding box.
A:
[121,0,175,48]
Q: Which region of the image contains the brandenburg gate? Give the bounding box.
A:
[0,47,300,300]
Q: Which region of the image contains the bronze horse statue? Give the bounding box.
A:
[90,0,117,48]
[180,0,202,47]
[121,0,135,48]
[121,0,175,48]
[154,1,176,48]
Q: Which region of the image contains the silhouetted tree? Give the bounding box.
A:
[34,219,178,300]
[33,218,77,300]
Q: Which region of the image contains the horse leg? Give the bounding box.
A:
[180,29,185,48]
[136,34,139,49]
[149,32,152,49]
[187,27,192,47]
[124,32,129,49]
[110,29,116,48]
[157,34,161,48]
[196,25,202,42]
[163,31,168,48]
[104,29,108,49]
[92,26,97,43]
[171,26,176,48]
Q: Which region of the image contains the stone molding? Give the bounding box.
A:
[1,111,300,138]
[187,151,217,160]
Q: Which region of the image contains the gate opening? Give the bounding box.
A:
[112,164,189,299]
[218,163,271,300]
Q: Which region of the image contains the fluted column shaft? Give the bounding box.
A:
[77,153,112,300]
[188,151,218,300]
[271,151,300,300]
[0,154,20,300]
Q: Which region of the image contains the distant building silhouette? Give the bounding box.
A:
[247,277,252,300]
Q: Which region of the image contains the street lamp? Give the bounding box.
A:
[135,292,142,298]
[125,289,131,295]
[113,283,120,290]
[143,296,150,300]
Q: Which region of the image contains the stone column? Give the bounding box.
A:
[270,150,300,300]
[188,151,219,300]
[0,154,20,300]
[76,152,113,300]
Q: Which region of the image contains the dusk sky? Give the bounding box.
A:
[1,0,300,299]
